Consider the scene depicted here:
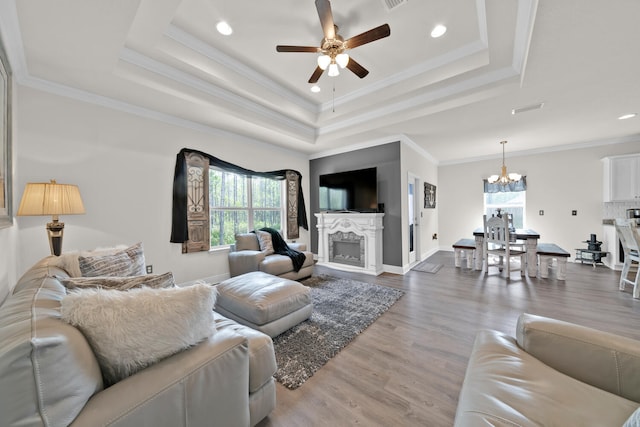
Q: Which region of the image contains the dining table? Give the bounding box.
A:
[473,228,541,277]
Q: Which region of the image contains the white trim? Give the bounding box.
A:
[177,273,229,287]
[164,25,318,114]
[119,47,316,139]
[439,134,640,166]
[309,134,438,164]
[513,0,539,85]
[19,75,310,160]
[318,66,519,136]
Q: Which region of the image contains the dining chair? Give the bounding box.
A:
[483,214,526,278]
[615,218,640,298]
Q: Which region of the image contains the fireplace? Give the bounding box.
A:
[315,212,384,275]
[329,231,365,267]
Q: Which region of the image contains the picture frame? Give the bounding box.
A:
[0,36,12,229]
[424,182,436,209]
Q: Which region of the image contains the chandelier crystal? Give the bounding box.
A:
[487,140,521,185]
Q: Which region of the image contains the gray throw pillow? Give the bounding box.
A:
[59,272,175,291]
[78,242,146,277]
[255,230,275,255]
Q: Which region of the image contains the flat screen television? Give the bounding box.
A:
[319,167,378,212]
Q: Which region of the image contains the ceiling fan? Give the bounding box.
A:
[276,0,391,83]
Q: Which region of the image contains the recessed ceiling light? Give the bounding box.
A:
[216,21,233,36]
[431,24,447,38]
[310,85,321,93]
[618,113,637,120]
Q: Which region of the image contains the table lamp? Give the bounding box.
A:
[17,179,85,256]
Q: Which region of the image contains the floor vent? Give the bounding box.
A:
[381,0,408,12]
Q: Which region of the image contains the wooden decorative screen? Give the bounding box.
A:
[182,152,210,253]
[286,171,299,239]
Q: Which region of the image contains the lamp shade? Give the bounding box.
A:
[17,180,85,216]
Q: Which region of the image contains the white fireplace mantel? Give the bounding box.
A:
[315,212,384,275]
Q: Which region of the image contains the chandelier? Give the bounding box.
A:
[487,140,521,185]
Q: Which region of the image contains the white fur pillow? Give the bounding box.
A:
[60,283,216,386]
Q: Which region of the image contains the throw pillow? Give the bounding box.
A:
[59,272,175,291]
[78,242,146,277]
[53,243,145,277]
[60,283,217,386]
[235,233,260,251]
[255,230,275,255]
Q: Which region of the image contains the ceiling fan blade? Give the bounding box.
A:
[345,24,391,49]
[308,66,325,84]
[346,57,369,79]
[315,0,335,40]
[276,45,320,53]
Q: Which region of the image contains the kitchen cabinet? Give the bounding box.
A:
[603,154,640,202]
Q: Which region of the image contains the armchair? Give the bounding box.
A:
[228,232,314,280]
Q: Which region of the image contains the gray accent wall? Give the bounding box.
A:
[309,141,402,267]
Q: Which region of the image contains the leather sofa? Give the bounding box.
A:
[0,256,277,427]
[455,313,640,426]
[228,232,314,280]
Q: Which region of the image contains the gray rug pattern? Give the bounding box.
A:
[272,275,404,390]
[412,260,443,274]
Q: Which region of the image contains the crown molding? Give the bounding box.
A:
[513,0,539,85]
[318,66,519,136]
[164,24,319,114]
[438,133,640,166]
[308,133,438,164]
[19,74,309,159]
[118,47,315,139]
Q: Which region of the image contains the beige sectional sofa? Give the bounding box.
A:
[0,255,277,427]
[455,313,640,426]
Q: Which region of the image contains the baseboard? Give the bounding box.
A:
[178,273,230,287]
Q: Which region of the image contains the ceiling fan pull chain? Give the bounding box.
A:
[332,81,336,113]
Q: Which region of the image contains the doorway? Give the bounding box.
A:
[408,173,420,265]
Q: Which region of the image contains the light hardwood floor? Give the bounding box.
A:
[257,251,640,427]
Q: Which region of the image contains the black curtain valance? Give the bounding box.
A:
[171,148,308,243]
[483,176,527,193]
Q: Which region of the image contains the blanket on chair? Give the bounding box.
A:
[259,227,306,272]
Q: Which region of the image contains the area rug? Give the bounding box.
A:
[411,260,443,274]
[272,275,404,390]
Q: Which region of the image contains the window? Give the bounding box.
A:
[484,191,526,228]
[209,169,283,246]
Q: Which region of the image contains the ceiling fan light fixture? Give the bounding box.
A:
[328,63,340,77]
[310,85,321,93]
[431,24,447,38]
[317,54,331,70]
[336,53,349,68]
[216,21,233,36]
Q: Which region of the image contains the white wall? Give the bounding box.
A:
[438,140,640,255]
[401,141,439,268]
[14,86,310,284]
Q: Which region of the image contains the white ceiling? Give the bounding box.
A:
[3,0,640,163]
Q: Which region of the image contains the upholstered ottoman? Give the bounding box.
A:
[215,271,313,338]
